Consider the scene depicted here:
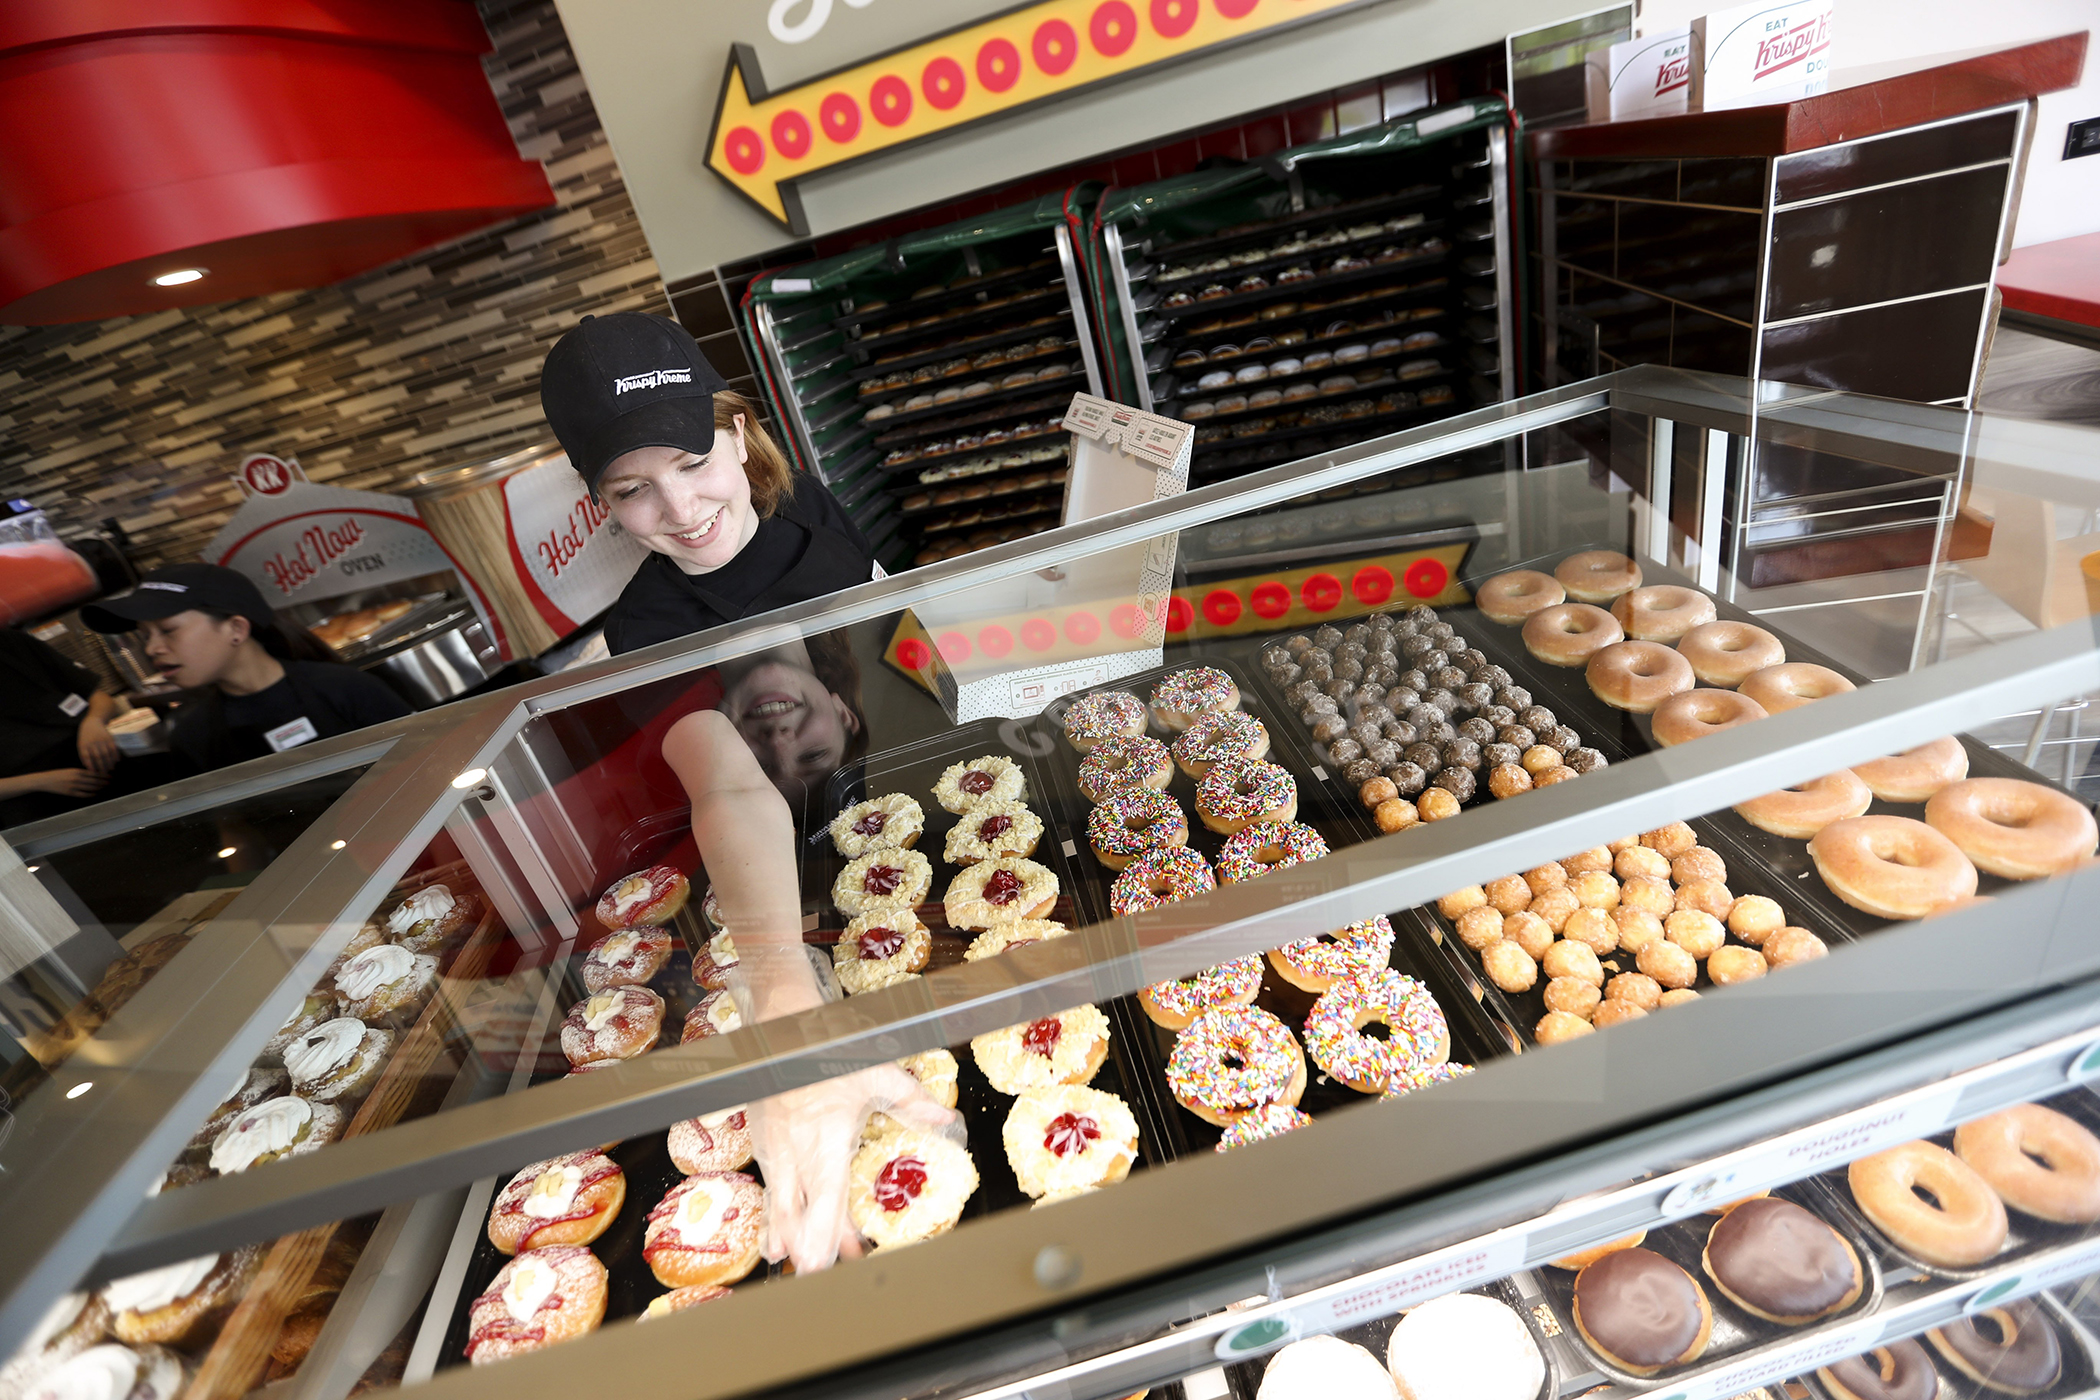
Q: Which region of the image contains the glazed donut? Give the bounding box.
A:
[1651,689,1768,747]
[1555,550,1642,603]
[848,1130,979,1250]
[1954,1103,2100,1223]
[464,1246,606,1364]
[561,986,665,1066]
[1267,916,1395,991]
[1139,954,1264,1029]
[1216,820,1330,882]
[1170,711,1271,779]
[1848,1140,2007,1267]
[828,793,925,858]
[1855,736,1969,804]
[1676,620,1786,688]
[1740,662,1855,714]
[595,865,690,930]
[1587,641,1695,713]
[831,911,932,994]
[1086,788,1189,871]
[1611,585,1717,643]
[1926,777,2098,879]
[580,928,673,993]
[943,857,1060,928]
[1164,1005,1307,1126]
[1063,690,1148,751]
[832,849,934,918]
[487,1151,625,1254]
[1001,1085,1141,1199]
[1928,1299,2062,1393]
[1735,770,1874,839]
[1303,969,1448,1093]
[1195,757,1298,835]
[644,1172,765,1286]
[1809,816,1978,919]
[1571,1247,1711,1375]
[971,1005,1112,1094]
[933,754,1027,813]
[944,799,1043,865]
[1151,666,1241,731]
[1476,569,1566,624]
[1523,604,1624,667]
[668,1106,753,1175]
[1077,733,1174,802]
[1215,1102,1314,1151]
[1109,846,1215,915]
[1818,1339,1940,1400]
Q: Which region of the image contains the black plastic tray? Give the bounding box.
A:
[1149,216,1447,295]
[1150,246,1451,325]
[1795,1292,2100,1400]
[870,388,1070,444]
[1189,393,1460,460]
[848,283,1067,353]
[1157,341,1449,407]
[1148,275,1452,351]
[834,261,1055,335]
[848,314,1074,384]
[1147,306,1447,376]
[1141,183,1445,265]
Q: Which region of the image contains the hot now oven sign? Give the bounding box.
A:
[499,454,647,634]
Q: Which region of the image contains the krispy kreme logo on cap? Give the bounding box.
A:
[613,368,693,395]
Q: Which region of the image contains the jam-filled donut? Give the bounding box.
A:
[1809,816,1978,919]
[944,800,1043,865]
[487,1150,625,1254]
[1677,620,1786,688]
[595,865,690,929]
[943,857,1059,928]
[1078,733,1174,802]
[1063,691,1148,751]
[1216,820,1329,882]
[831,911,932,994]
[668,1107,753,1175]
[1002,1085,1141,1199]
[971,1005,1112,1094]
[1303,969,1448,1094]
[1171,711,1271,779]
[104,1249,263,1348]
[1651,689,1767,747]
[1150,666,1241,731]
[1740,662,1855,714]
[1165,1005,1306,1126]
[1110,846,1216,915]
[1736,770,1874,839]
[1818,1339,1941,1400]
[561,986,665,1066]
[1554,550,1642,603]
[643,1172,765,1287]
[1214,1102,1313,1152]
[848,1129,979,1249]
[1926,777,2099,880]
[828,794,924,858]
[1587,641,1695,713]
[464,1245,607,1364]
[1700,1196,1862,1323]
[1195,757,1298,835]
[580,928,673,993]
[1611,585,1717,643]
[1139,954,1263,1029]
[682,989,742,1041]
[1476,569,1565,624]
[1954,1102,2100,1223]
[833,849,934,918]
[934,754,1027,813]
[1268,916,1396,992]
[1929,1299,2062,1394]
[964,918,1070,960]
[1523,604,1624,668]
[1849,1140,2007,1267]
[1572,1247,1712,1375]
[1087,788,1189,871]
[1855,736,1969,804]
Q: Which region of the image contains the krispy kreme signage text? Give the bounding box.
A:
[1690,0,1833,111]
[261,516,369,594]
[501,453,647,633]
[1753,8,1826,79]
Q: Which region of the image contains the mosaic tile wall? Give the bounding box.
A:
[0,0,671,571]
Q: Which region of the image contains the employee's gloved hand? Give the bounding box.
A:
[33,767,107,798]
[747,1061,960,1273]
[76,716,118,774]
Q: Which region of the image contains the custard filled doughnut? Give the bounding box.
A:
[562,986,665,1065]
[1002,1085,1141,1199]
[1269,917,1395,991]
[464,1246,606,1364]
[1740,662,1855,714]
[1571,1247,1711,1375]
[831,912,932,994]
[1303,969,1449,1093]
[1109,846,1215,915]
[1818,1339,1940,1400]
[828,793,925,858]
[1523,604,1623,667]
[1611,585,1717,643]
[643,1172,764,1287]
[580,928,673,993]
[1954,1103,2100,1223]
[1854,736,1969,804]
[487,1151,625,1254]
[971,1005,1112,1093]
[1736,770,1874,839]
[640,1286,729,1319]
[934,754,1027,813]
[668,1106,753,1175]
[1928,1299,2062,1394]
[848,1130,979,1249]
[945,799,1043,865]
[1848,1140,2006,1267]
[944,857,1059,928]
[1078,733,1175,802]
[595,865,690,929]
[1652,689,1768,747]
[1701,1196,1861,1324]
[1587,641,1695,713]
[1063,690,1147,751]
[1165,1005,1306,1125]
[1676,620,1787,688]
[1476,569,1566,624]
[693,930,738,991]
[1195,757,1298,834]
[1151,666,1241,731]
[681,990,742,1041]
[1216,821,1329,882]
[833,849,933,918]
[1555,550,1642,603]
[1214,1102,1314,1151]
[1170,710,1271,779]
[1140,955,1264,1029]
[1926,777,2098,879]
[104,1249,262,1348]
[1809,816,1978,919]
[1086,788,1189,870]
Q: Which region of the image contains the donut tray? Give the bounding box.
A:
[1794,1291,2100,1400]
[1799,1086,2100,1284]
[1533,1181,1884,1390]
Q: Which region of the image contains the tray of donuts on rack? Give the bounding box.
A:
[1800,1294,2100,1400]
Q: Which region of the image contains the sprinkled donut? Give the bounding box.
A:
[1651,688,1768,747]
[831,911,932,994]
[1078,733,1174,802]
[1926,777,2099,880]
[1554,550,1642,603]
[1166,1005,1307,1126]
[1110,846,1216,915]
[1171,711,1271,779]
[1383,1060,1476,1098]
[832,849,933,918]
[1215,1102,1313,1151]
[1151,666,1241,731]
[1195,757,1298,834]
[1216,820,1330,882]
[595,865,690,930]
[847,1129,979,1250]
[943,857,1060,928]
[643,1172,765,1287]
[828,793,925,858]
[1001,1085,1141,1199]
[1302,969,1449,1094]
[1611,585,1717,643]
[1268,916,1396,991]
[970,1005,1111,1094]
[1086,788,1190,871]
[1523,603,1624,668]
[1139,954,1264,1029]
[1676,620,1785,688]
[1062,691,1148,751]
[933,754,1027,813]
[943,800,1043,865]
[1475,569,1565,625]
[1741,662,1855,714]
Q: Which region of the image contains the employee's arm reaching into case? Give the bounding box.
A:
[661,710,957,1272]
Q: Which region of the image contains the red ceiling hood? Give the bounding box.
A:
[0,1,556,324]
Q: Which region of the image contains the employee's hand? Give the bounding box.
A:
[32,767,108,798]
[747,1061,959,1274]
[77,716,118,774]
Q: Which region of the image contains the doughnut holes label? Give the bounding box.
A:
[1238,1229,1526,1354]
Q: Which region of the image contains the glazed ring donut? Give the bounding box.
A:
[1929,1299,2062,1394]
[1523,603,1623,667]
[971,1005,1113,1093]
[1164,1005,1307,1126]
[1475,569,1565,624]
[1808,816,1977,919]
[1267,916,1395,992]
[1150,665,1240,731]
[1109,846,1216,915]
[1735,770,1874,840]
[1170,710,1271,779]
[1854,736,1968,804]
[1954,1102,2100,1223]
[1611,585,1717,643]
[1215,820,1329,882]
[1848,1140,2006,1267]
[1652,689,1768,747]
[1925,777,2098,879]
[1587,641,1695,713]
[1818,1339,1939,1400]
[487,1151,625,1254]
[1086,788,1189,870]
[1139,954,1264,1029]
[1195,757,1298,835]
[1077,734,1174,803]
[1302,969,1449,1093]
[643,1172,765,1286]
[1676,620,1787,688]
[943,857,1060,928]
[1740,662,1855,714]
[1554,550,1642,603]
[1063,690,1148,751]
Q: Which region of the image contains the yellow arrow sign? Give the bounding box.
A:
[708,0,1379,232]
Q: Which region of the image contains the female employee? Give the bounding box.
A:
[84,564,412,770]
[537,312,881,655]
[0,625,119,826]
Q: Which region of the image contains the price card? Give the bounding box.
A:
[1652,1315,1887,1400]
[1126,416,1191,473]
[1214,1230,1529,1359]
[1062,394,1115,440]
[1964,1234,2100,1308]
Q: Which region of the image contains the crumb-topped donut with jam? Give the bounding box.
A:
[848,1129,978,1249]
[943,857,1059,927]
[1151,666,1240,731]
[1216,820,1329,882]
[828,794,924,858]
[898,1048,960,1110]
[668,1107,753,1174]
[1268,916,1395,991]
[934,754,1027,813]
[464,1245,606,1365]
[831,912,932,994]
[944,800,1043,865]
[1087,788,1189,871]
[1166,1005,1306,1126]
[1303,969,1449,1093]
[487,1150,625,1254]
[1003,1085,1141,1198]
[1063,690,1148,751]
[1139,954,1263,1029]
[643,1172,764,1287]
[1078,733,1174,802]
[580,927,673,993]
[1195,757,1298,834]
[1109,846,1215,915]
[561,986,665,1066]
[971,1005,1111,1094]
[1171,711,1271,779]
[594,864,690,929]
[1216,1102,1313,1151]
[833,848,933,918]
[964,918,1070,960]
[681,990,742,1042]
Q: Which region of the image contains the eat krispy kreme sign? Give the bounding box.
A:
[1690,0,1832,111]
[498,453,647,634]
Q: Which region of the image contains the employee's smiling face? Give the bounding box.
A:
[601,417,759,574]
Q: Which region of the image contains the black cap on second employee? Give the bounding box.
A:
[539,313,731,497]
[82,563,275,633]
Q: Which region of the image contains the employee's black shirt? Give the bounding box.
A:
[604,474,876,655]
[171,660,412,770]
[0,629,100,780]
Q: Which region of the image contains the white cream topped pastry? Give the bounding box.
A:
[387,885,454,934]
[582,992,626,1032]
[606,875,653,918]
[1258,1335,1397,1399]
[1385,1292,1543,1400]
[335,944,413,1002]
[30,1346,144,1400]
[209,1097,312,1175]
[595,932,639,965]
[20,1293,89,1354]
[521,1163,586,1220]
[101,1256,217,1317]
[283,1018,367,1083]
[705,996,742,1035]
[708,932,738,967]
[671,1177,733,1245]
[500,1254,559,1324]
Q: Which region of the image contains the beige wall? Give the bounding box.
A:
[551,0,1583,283]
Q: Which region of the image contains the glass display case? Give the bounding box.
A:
[4,366,2100,1400]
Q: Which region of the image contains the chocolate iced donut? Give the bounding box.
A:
[1701,1196,1862,1324]
[1819,1339,1941,1400]
[1571,1246,1712,1376]
[1928,1300,2061,1394]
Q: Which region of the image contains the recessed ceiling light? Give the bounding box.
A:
[216,846,237,859]
[331,840,346,850]
[153,269,205,287]
[451,768,489,789]
[67,1082,92,1099]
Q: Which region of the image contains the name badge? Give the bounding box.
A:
[59,693,87,717]
[265,716,320,752]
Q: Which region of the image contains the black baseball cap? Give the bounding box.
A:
[539,313,731,496]
[83,563,274,633]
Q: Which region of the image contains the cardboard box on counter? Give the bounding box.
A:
[1691,0,1834,111]
[1585,27,1694,122]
